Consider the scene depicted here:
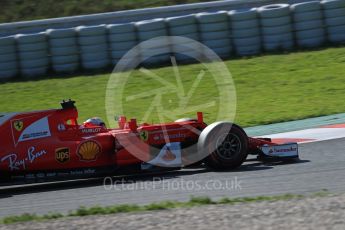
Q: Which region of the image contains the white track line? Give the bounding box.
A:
[261,127,345,144]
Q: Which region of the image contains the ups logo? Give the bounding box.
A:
[55,147,70,163]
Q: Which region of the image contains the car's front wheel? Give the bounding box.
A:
[198,122,248,170]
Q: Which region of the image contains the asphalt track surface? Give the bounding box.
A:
[1,138,345,217]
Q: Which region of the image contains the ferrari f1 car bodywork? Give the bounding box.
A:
[0,100,298,181]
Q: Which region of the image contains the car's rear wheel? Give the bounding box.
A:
[198,122,248,170]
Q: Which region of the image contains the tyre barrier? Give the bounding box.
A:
[322,0,345,44]
[292,1,325,48]
[229,8,261,56]
[1,1,345,79]
[259,4,294,51]
[196,11,232,59]
[136,19,170,65]
[107,23,138,67]
[76,25,110,70]
[16,32,49,77]
[166,14,201,63]
[0,36,18,79]
[47,28,79,73]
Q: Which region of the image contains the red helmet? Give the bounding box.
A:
[83,117,106,128]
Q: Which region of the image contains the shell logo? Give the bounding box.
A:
[77,140,101,161]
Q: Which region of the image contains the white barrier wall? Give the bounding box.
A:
[1,0,345,80]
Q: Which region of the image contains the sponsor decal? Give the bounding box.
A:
[152,133,186,141]
[267,146,297,155]
[77,140,101,161]
[81,127,102,134]
[46,172,57,177]
[139,130,149,141]
[22,131,49,140]
[146,142,182,167]
[25,174,35,179]
[261,144,298,157]
[12,175,25,180]
[1,146,47,171]
[11,169,98,180]
[70,170,84,175]
[57,123,66,131]
[162,149,176,161]
[36,173,45,178]
[13,120,24,131]
[83,168,96,174]
[12,116,51,144]
[57,172,70,177]
[55,147,70,163]
[274,146,297,153]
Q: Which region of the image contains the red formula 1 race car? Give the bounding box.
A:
[0,100,298,182]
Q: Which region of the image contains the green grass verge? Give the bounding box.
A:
[1,193,320,225]
[1,47,345,128]
[0,0,217,23]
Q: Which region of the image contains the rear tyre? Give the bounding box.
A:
[198,122,248,170]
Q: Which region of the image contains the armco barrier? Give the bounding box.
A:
[2,0,345,80]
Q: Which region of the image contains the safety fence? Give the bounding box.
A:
[0,0,344,80]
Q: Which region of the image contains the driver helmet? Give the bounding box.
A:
[83,117,106,128]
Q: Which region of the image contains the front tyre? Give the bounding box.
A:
[198,122,248,170]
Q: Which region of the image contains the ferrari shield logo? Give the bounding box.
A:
[13,120,23,131]
[139,130,149,141]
